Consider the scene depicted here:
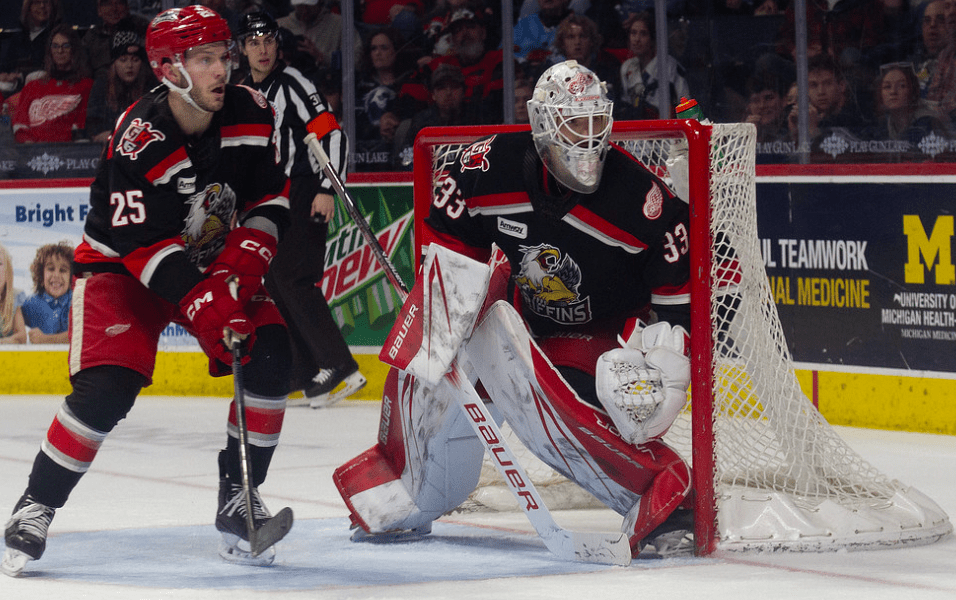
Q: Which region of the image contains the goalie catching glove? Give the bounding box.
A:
[205,226,277,306]
[595,321,690,446]
[179,276,256,366]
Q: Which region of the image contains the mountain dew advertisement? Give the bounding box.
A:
[320,184,415,346]
[0,180,414,349]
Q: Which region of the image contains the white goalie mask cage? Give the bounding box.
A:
[528,60,614,194]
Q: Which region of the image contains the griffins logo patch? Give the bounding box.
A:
[117,118,165,160]
[515,243,591,325]
[460,135,496,172]
[182,182,237,269]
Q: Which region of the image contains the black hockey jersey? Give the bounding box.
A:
[77,84,290,305]
[424,131,691,336]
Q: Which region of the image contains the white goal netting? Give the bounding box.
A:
[417,122,952,553]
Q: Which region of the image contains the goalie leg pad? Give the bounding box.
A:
[463,300,687,516]
[379,243,491,385]
[622,458,693,558]
[333,368,485,536]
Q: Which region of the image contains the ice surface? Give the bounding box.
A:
[0,395,953,599]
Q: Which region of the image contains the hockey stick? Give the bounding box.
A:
[305,136,632,566]
[226,278,294,557]
[304,134,408,297]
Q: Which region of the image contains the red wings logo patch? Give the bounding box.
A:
[460,135,496,172]
[643,183,664,220]
[117,118,166,160]
[27,94,82,127]
[238,84,269,109]
[567,72,594,96]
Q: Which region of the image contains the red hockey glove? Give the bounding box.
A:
[179,276,256,365]
[206,226,277,306]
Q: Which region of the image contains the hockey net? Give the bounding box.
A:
[411,122,952,554]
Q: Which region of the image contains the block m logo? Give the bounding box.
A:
[903,215,955,285]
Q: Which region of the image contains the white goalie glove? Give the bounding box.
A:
[595,322,691,446]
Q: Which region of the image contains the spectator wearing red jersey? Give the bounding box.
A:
[394,8,509,124]
[12,24,93,143]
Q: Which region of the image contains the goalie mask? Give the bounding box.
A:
[528,60,613,194]
[146,6,235,113]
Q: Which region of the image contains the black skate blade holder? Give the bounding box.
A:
[226,277,294,556]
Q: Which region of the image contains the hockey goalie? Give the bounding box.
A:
[334,60,695,560]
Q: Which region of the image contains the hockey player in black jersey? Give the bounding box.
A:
[237,10,366,409]
[334,61,695,559]
[3,6,293,576]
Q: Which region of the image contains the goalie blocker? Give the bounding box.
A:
[333,246,692,558]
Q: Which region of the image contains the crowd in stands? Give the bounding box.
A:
[3,0,956,166]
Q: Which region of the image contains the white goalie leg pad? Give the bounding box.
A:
[462,300,639,515]
[335,369,487,535]
[346,475,425,534]
[380,243,491,385]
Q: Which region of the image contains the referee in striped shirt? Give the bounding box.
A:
[238,11,366,407]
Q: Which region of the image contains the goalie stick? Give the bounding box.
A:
[226,278,294,557]
[305,135,632,566]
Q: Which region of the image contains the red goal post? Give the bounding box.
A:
[410,121,952,556]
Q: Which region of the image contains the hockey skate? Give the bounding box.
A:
[636,508,695,559]
[306,365,366,409]
[2,494,56,577]
[215,480,277,566]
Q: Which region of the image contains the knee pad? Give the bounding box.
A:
[66,365,146,433]
[242,324,292,397]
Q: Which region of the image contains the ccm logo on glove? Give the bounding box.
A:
[184,290,214,320]
[239,239,274,263]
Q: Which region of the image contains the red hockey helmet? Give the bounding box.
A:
[146,6,233,82]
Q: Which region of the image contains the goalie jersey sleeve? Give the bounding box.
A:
[79,85,291,305]
[423,131,691,335]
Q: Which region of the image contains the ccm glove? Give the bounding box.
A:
[206,226,277,306]
[179,276,256,365]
